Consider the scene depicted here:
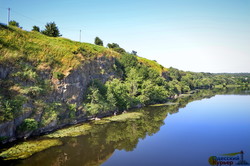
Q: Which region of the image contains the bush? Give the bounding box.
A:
[21,86,43,97]
[107,43,126,54]
[0,95,26,122]
[42,22,61,37]
[68,103,77,118]
[32,25,40,32]
[19,118,38,132]
[119,53,138,72]
[53,71,65,80]
[11,64,38,82]
[94,37,103,46]
[9,20,19,27]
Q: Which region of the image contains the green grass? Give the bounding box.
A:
[137,56,168,73]
[0,25,119,75]
[0,139,62,160]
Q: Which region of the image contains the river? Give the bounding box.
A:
[1,88,250,166]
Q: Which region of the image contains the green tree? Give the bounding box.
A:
[131,50,137,55]
[107,43,126,54]
[107,43,120,49]
[105,79,131,110]
[19,118,38,131]
[94,37,103,46]
[139,80,168,105]
[42,22,61,37]
[9,20,19,27]
[32,25,40,32]
[119,53,138,73]
[84,86,104,115]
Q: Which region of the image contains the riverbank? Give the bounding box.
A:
[2,88,248,161]
[1,24,249,146]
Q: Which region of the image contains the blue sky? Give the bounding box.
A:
[0,0,249,73]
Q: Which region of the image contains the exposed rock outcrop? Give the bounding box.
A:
[55,56,119,105]
[0,56,121,144]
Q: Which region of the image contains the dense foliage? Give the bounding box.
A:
[31,25,40,32]
[83,52,250,115]
[8,20,19,27]
[41,22,61,37]
[94,37,103,46]
[0,23,249,124]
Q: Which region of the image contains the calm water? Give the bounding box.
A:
[2,89,250,166]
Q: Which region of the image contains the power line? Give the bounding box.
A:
[2,8,85,41]
[11,9,44,25]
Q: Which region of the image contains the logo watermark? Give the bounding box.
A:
[208,151,249,165]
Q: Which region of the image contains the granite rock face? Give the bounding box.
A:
[55,56,118,105]
[0,56,120,144]
[0,65,9,79]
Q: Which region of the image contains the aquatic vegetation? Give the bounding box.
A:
[0,139,62,160]
[46,112,144,138]
[150,102,177,107]
[44,112,143,139]
[92,119,111,125]
[45,123,92,138]
[103,112,144,122]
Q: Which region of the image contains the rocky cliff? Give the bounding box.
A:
[0,55,121,144]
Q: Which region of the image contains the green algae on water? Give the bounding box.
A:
[45,123,92,138]
[103,112,144,122]
[45,112,143,138]
[0,139,62,160]
[150,102,177,107]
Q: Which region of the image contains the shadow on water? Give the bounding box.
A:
[1,87,249,166]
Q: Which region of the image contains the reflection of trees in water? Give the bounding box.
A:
[10,88,250,166]
[14,105,172,166]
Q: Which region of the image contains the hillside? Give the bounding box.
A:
[0,24,249,144]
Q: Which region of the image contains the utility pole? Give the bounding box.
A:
[79,30,81,42]
[8,8,10,25]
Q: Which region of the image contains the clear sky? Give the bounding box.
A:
[0,0,249,73]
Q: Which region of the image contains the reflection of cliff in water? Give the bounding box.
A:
[12,105,172,166]
[6,88,250,166]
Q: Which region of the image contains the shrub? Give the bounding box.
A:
[0,95,26,122]
[68,103,77,118]
[12,66,38,82]
[107,43,126,54]
[0,136,8,142]
[53,71,65,80]
[32,25,40,32]
[19,118,38,132]
[9,20,19,27]
[72,47,86,55]
[40,102,60,127]
[42,22,61,37]
[94,37,103,46]
[21,86,43,97]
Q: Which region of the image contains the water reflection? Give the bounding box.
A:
[2,88,250,166]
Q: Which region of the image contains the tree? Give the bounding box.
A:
[107,43,120,49]
[94,37,103,46]
[32,25,40,32]
[42,22,61,37]
[131,50,137,56]
[107,43,126,54]
[9,20,19,27]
